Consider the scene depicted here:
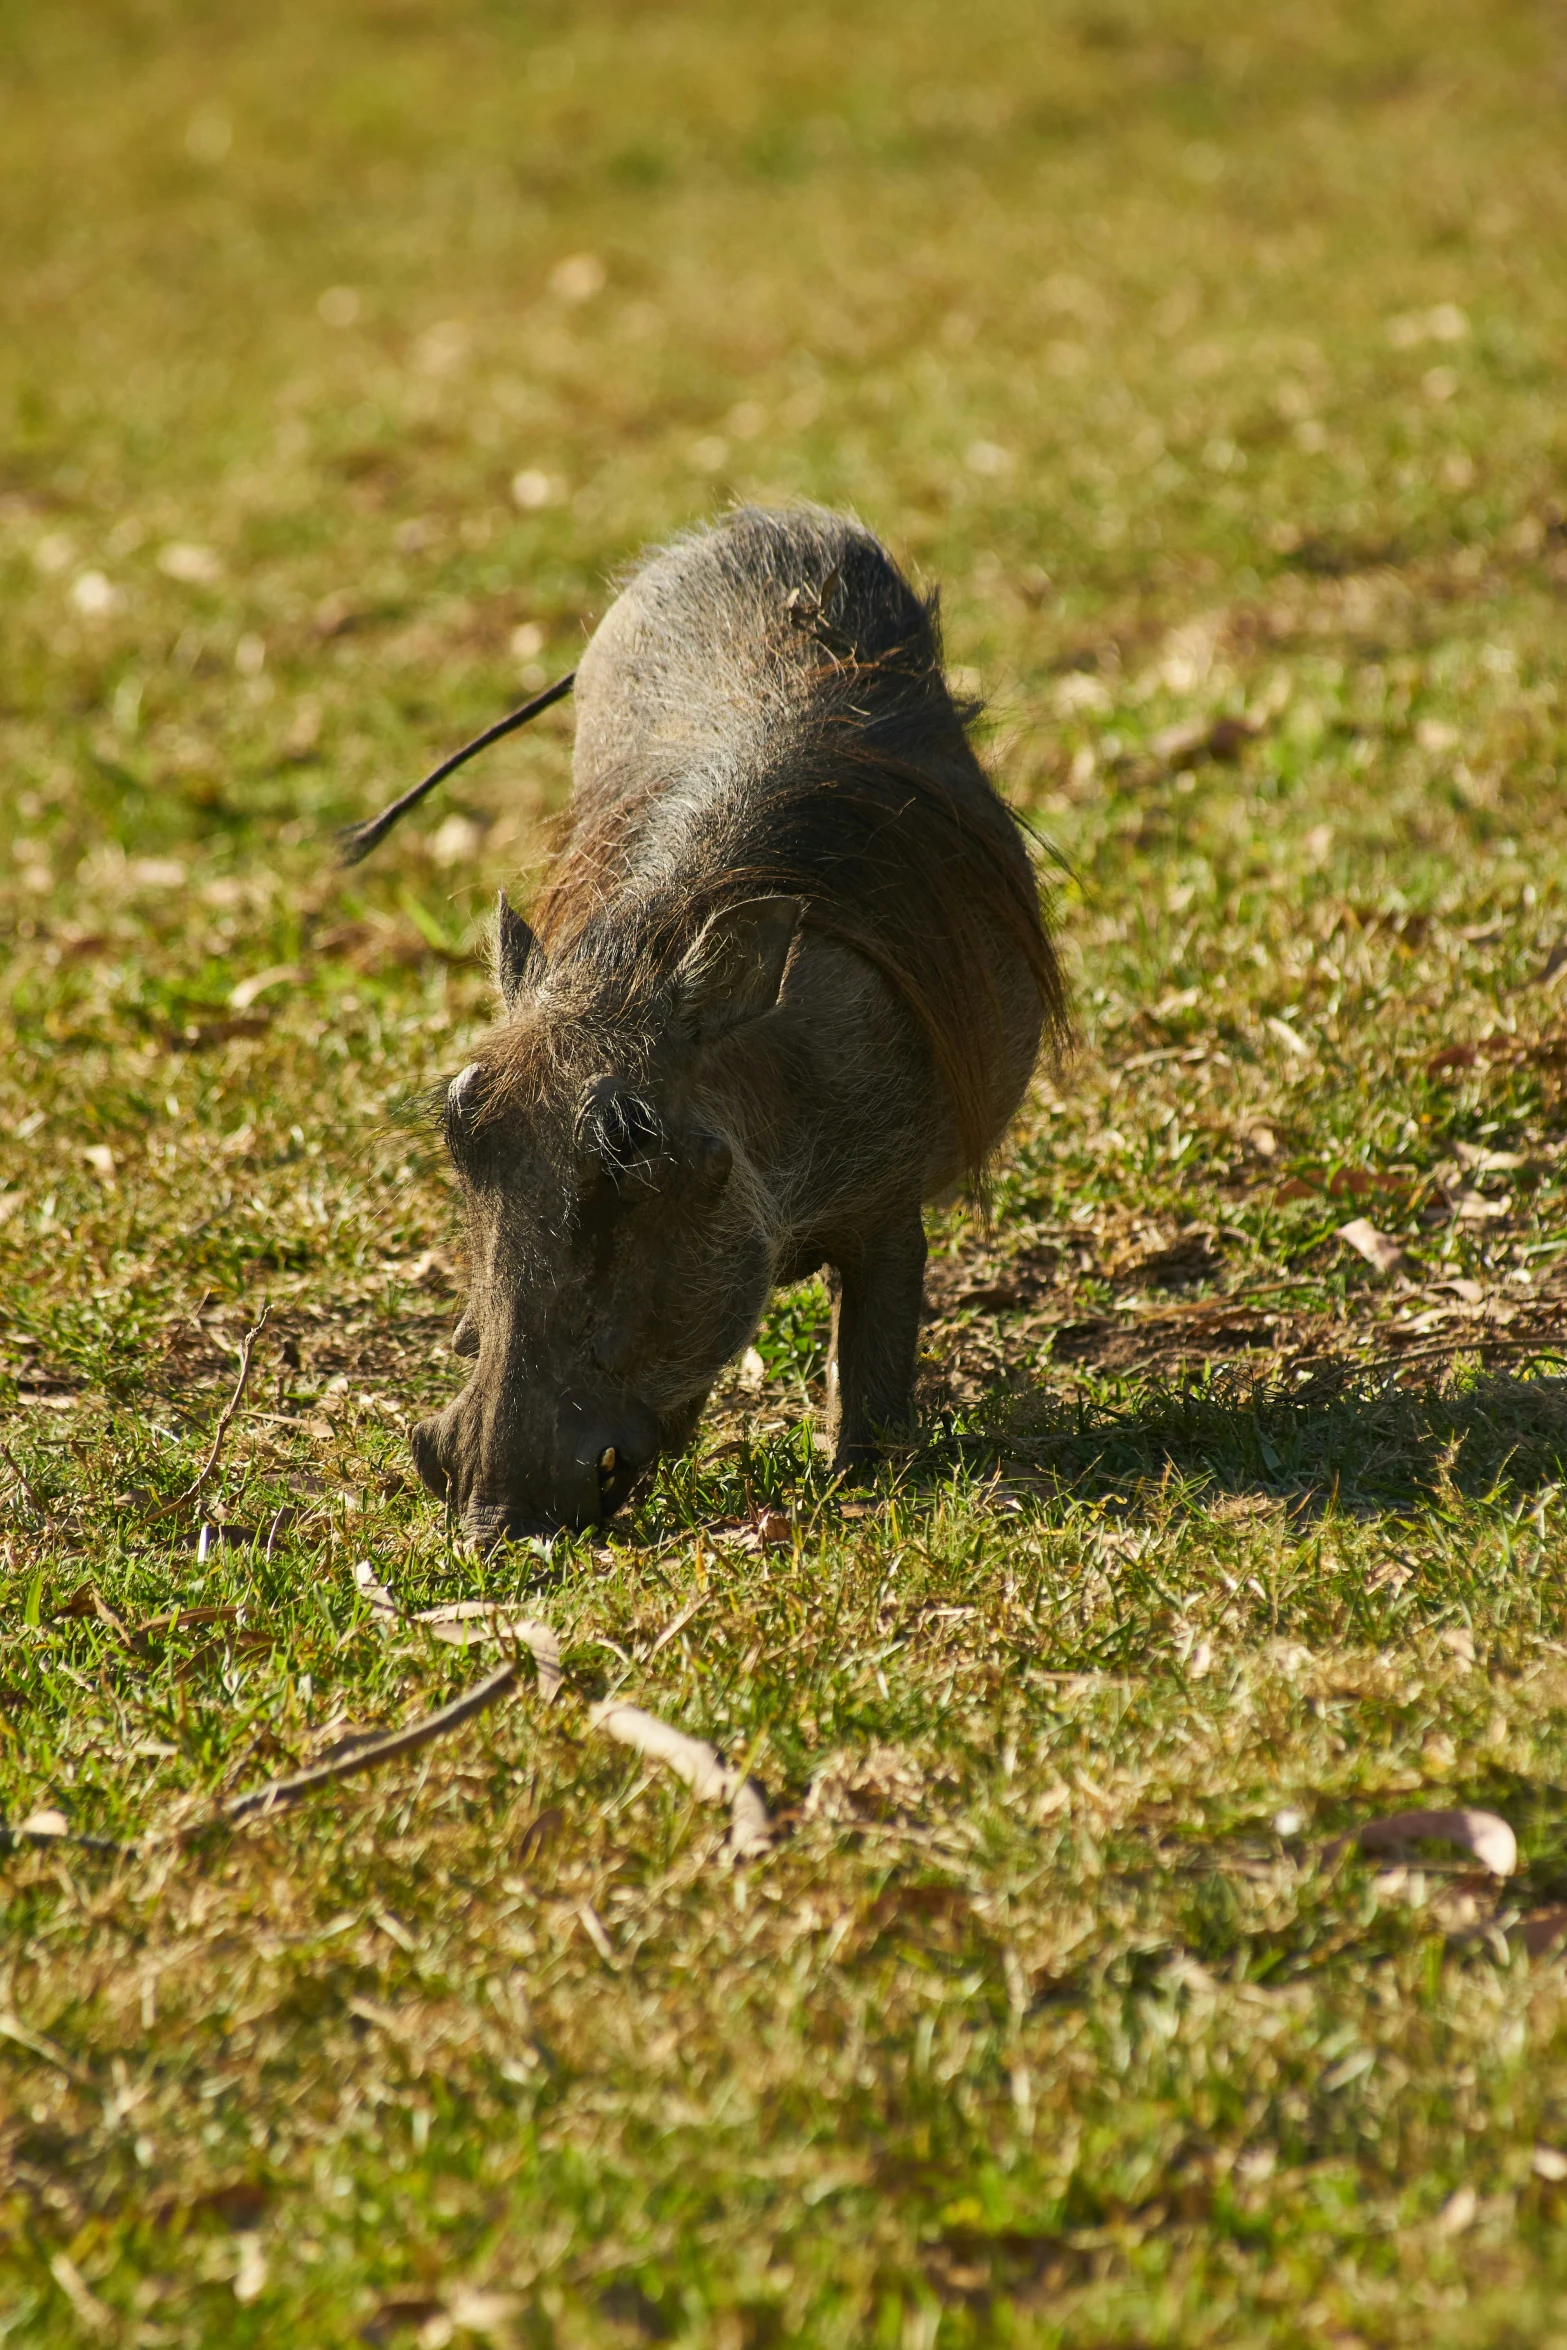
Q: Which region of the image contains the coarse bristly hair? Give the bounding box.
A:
[481,505,1066,1184]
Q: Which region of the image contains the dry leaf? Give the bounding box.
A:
[576,1902,616,1963]
[361,2286,517,2345]
[1261,1640,1315,1677]
[516,1807,564,1867]
[150,2178,273,2230]
[727,1777,773,1861]
[15,1807,69,1839]
[1329,1807,1517,1877]
[737,1345,766,1393]
[1455,1189,1511,1221]
[353,1559,400,1619]
[1454,1141,1525,1173]
[1439,2184,1477,2235]
[165,1013,271,1052]
[591,1702,736,1801]
[1518,1908,1567,1958]
[415,1603,563,1697]
[1328,1165,1407,1202]
[1265,1014,1313,1058]
[959,1280,1027,1309]
[139,1603,241,1640]
[1150,711,1261,765]
[174,1630,274,1683]
[228,963,302,1011]
[48,2253,112,2336]
[158,540,223,585]
[447,2289,521,2335]
[361,2296,446,2346]
[233,2233,268,2303]
[352,1565,561,1699]
[589,1700,772,1859]
[743,1506,793,1551]
[1337,1217,1408,1277]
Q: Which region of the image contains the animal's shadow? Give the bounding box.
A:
[501,1360,1567,1580]
[912,1360,1567,1522]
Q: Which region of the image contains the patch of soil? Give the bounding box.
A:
[1048,1306,1283,1369]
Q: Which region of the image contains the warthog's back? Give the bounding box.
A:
[544,505,1062,1189]
[572,505,949,806]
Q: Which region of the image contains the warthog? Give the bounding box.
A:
[405,506,1063,1544]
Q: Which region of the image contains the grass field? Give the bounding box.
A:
[6,0,1567,2340]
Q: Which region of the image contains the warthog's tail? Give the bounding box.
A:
[335,670,576,866]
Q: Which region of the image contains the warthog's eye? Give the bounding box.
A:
[577,1081,664,1180]
[687,1126,733,1188]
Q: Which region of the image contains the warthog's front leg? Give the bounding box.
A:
[821,1211,928,1470]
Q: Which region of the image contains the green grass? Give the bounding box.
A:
[5,0,1567,2340]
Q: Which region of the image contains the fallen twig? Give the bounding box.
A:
[1348,1332,1567,1378]
[151,1303,270,1518]
[26,1563,773,1866]
[224,1660,518,1823]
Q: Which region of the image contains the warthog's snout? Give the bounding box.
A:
[411,1384,661,1546]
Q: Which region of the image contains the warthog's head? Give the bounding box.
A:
[412,891,799,1546]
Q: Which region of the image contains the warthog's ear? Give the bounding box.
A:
[496,890,546,1010]
[675,897,800,1042]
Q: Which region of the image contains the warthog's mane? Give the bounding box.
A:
[476,509,1065,1182]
